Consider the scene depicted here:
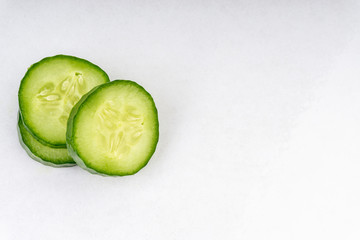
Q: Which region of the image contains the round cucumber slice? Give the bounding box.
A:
[17,112,75,167]
[18,55,110,148]
[67,80,159,176]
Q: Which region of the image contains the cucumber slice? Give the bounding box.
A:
[67,80,159,176]
[17,112,75,167]
[18,55,110,147]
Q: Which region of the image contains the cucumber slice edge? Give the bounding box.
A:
[17,112,76,167]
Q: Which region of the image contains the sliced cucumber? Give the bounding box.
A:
[67,80,159,176]
[17,112,75,167]
[18,55,110,147]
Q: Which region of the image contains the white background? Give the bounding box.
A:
[1,0,360,239]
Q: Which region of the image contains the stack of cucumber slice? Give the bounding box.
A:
[17,55,159,176]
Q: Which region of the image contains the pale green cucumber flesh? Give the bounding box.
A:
[18,55,110,147]
[17,112,75,167]
[67,80,159,176]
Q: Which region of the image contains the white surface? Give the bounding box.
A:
[1,0,360,239]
